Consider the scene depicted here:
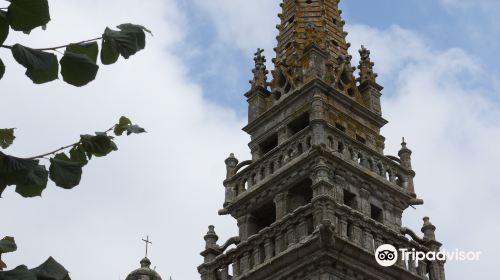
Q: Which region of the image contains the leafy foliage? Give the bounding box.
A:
[101,24,152,64]
[0,58,4,80]
[0,1,151,86]
[11,43,59,84]
[114,116,147,136]
[60,42,99,86]
[6,0,50,33]
[0,129,16,149]
[0,237,17,254]
[0,11,8,45]
[1,1,150,277]
[0,117,145,198]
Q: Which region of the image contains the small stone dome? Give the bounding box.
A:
[125,257,162,280]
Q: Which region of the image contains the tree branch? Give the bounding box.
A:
[25,125,116,160]
[35,37,103,51]
[27,142,80,160]
[1,37,103,52]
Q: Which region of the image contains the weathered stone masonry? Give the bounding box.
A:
[198,1,446,279]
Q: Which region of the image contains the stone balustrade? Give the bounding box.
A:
[226,127,313,200]
[325,125,412,191]
[224,124,412,206]
[200,204,314,280]
[201,201,432,280]
[334,203,430,278]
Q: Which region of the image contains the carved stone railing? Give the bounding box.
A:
[226,127,313,199]
[325,125,412,191]
[200,205,314,280]
[201,201,434,280]
[334,203,430,278]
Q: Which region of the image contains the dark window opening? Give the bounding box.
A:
[371,205,383,222]
[332,18,337,25]
[348,87,356,97]
[327,136,334,148]
[297,143,304,155]
[346,221,353,238]
[337,141,345,153]
[343,190,358,209]
[356,135,366,144]
[288,16,295,25]
[287,179,313,212]
[335,123,346,132]
[252,202,277,234]
[288,112,310,135]
[260,133,278,155]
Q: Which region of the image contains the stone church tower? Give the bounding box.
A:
[198,0,446,279]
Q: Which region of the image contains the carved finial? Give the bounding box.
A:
[225,153,239,179]
[421,217,437,242]
[398,137,413,168]
[204,225,219,249]
[357,45,378,84]
[249,48,269,89]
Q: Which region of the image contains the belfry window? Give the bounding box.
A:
[335,123,346,132]
[371,204,383,222]
[288,112,310,135]
[260,133,278,155]
[252,202,276,234]
[287,179,313,212]
[343,190,358,209]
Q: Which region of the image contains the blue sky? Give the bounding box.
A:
[2,1,500,279]
[181,0,500,113]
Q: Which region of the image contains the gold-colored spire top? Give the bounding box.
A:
[273,0,349,68]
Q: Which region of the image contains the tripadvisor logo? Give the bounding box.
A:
[375,244,482,267]
[375,244,398,267]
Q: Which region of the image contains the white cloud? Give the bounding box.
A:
[191,0,280,54]
[1,0,248,279]
[347,24,500,279]
[2,1,499,280]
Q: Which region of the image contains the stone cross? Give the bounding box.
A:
[142,236,152,257]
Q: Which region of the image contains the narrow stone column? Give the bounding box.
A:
[274,192,289,220]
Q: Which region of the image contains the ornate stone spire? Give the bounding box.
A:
[273,0,349,68]
[357,45,378,84]
[249,48,269,89]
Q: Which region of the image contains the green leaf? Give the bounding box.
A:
[0,152,48,198]
[0,11,9,45]
[80,134,117,158]
[66,42,98,63]
[11,44,58,84]
[114,116,147,136]
[7,0,50,32]
[101,24,151,61]
[100,36,119,65]
[49,153,83,189]
[60,51,99,87]
[30,257,70,280]
[0,236,17,254]
[0,265,37,280]
[15,164,48,197]
[0,57,5,80]
[69,144,88,166]
[0,128,16,149]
